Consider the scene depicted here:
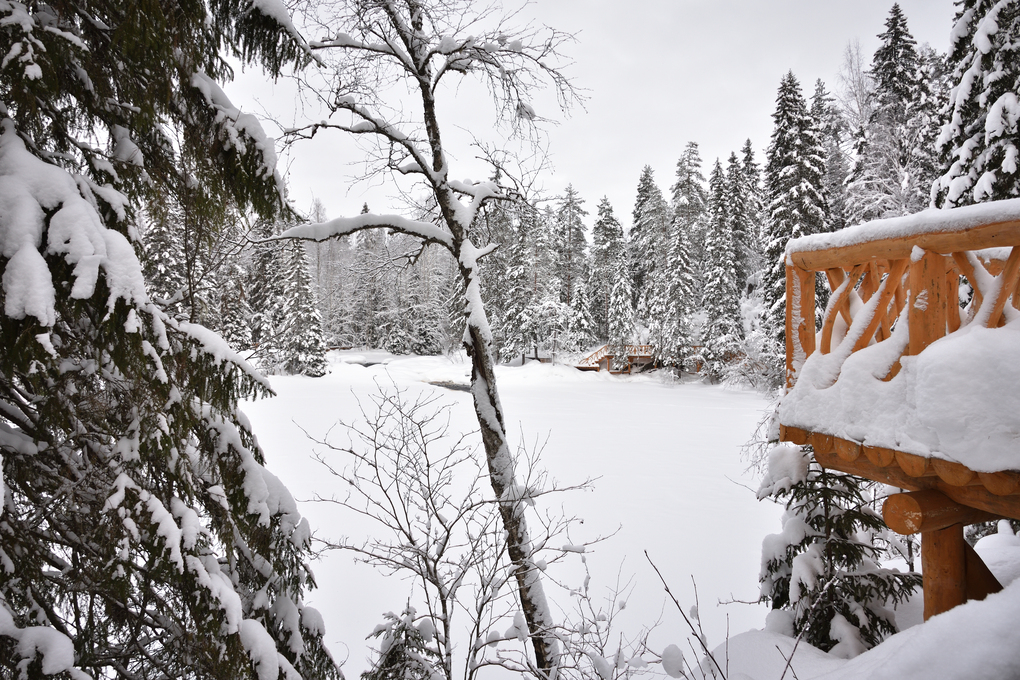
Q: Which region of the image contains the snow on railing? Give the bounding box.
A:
[779,200,1020,621]
[779,200,1020,499]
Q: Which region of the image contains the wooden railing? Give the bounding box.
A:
[576,344,654,369]
[780,201,1020,619]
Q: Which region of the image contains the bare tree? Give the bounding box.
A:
[310,383,667,680]
[276,2,582,676]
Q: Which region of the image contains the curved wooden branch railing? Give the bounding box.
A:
[780,202,1020,619]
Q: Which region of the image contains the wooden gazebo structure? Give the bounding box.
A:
[778,201,1020,620]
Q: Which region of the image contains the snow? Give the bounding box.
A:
[975,520,1020,587]
[785,198,1020,259]
[242,351,779,677]
[782,315,1020,473]
[278,212,454,249]
[0,119,151,325]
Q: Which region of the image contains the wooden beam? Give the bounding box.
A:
[964,541,1003,602]
[922,524,967,620]
[788,219,1020,271]
[810,441,1020,521]
[883,490,1000,534]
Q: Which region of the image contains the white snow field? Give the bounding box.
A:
[242,352,782,676]
[242,351,1020,679]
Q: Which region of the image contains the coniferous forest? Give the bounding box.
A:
[3,1,1020,679]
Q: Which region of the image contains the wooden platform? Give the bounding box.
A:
[780,205,1020,620]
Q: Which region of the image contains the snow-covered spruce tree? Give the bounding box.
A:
[362,607,444,680]
[810,80,852,234]
[0,2,340,678]
[934,0,1020,207]
[247,219,289,372]
[607,260,636,372]
[220,259,255,353]
[567,278,598,354]
[278,2,582,674]
[762,71,828,353]
[758,446,920,656]
[280,241,329,377]
[670,141,709,271]
[589,197,626,342]
[629,166,671,310]
[697,160,743,382]
[846,3,927,223]
[554,184,589,307]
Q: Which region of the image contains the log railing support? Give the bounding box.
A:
[884,490,1003,620]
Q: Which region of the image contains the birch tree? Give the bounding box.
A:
[279,2,580,675]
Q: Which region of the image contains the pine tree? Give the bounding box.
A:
[280,241,329,377]
[248,220,288,371]
[934,0,1020,207]
[629,166,670,310]
[362,607,443,680]
[554,184,589,306]
[141,206,188,312]
[607,259,636,371]
[0,1,338,676]
[846,4,928,222]
[759,447,921,656]
[219,260,254,353]
[567,277,598,353]
[698,160,743,381]
[762,72,828,348]
[589,197,626,341]
[740,139,767,288]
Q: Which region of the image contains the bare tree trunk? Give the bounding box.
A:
[459,259,559,678]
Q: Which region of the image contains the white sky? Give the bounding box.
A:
[233,0,957,232]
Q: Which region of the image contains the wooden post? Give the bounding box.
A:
[908,250,947,356]
[921,523,966,620]
[785,264,816,390]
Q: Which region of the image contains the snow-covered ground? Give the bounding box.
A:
[242,351,781,676]
[241,351,1020,679]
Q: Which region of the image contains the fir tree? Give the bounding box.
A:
[607,259,636,371]
[629,166,670,309]
[554,184,589,306]
[362,607,443,680]
[698,160,743,381]
[589,197,626,341]
[759,447,921,655]
[280,241,329,377]
[0,1,338,676]
[762,72,828,349]
[567,277,598,353]
[934,0,1020,206]
[219,260,254,353]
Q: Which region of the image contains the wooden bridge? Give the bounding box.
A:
[780,201,1020,620]
[576,344,655,373]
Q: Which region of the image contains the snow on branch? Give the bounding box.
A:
[277,212,454,249]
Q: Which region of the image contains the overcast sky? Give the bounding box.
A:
[234,0,957,231]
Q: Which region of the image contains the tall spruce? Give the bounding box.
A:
[763,72,828,346]
[811,80,852,233]
[554,184,589,306]
[847,4,926,222]
[0,1,339,678]
[935,0,1020,206]
[698,160,743,380]
[280,242,329,377]
[589,197,626,341]
[629,166,671,310]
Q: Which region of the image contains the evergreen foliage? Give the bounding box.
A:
[589,197,626,342]
[934,0,1020,207]
[762,72,828,349]
[629,166,671,309]
[698,160,743,381]
[280,241,329,377]
[554,185,589,307]
[759,447,921,656]
[362,607,443,680]
[607,259,635,371]
[0,2,338,678]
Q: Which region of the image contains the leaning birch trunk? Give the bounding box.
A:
[458,245,560,677]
